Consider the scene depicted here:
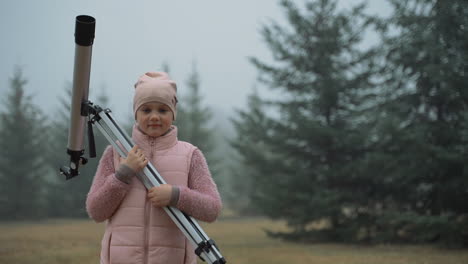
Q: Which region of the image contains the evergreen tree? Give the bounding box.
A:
[0,68,48,220]
[176,62,221,177]
[45,82,110,218]
[161,61,171,75]
[229,89,273,214]
[366,0,468,246]
[44,82,74,217]
[233,0,377,241]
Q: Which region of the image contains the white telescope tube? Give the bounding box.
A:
[61,15,95,179]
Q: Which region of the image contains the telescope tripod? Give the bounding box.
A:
[62,101,226,264]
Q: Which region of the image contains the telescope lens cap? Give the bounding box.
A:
[75,15,95,46]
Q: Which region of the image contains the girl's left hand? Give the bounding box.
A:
[147,184,172,207]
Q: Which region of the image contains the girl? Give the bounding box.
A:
[86,71,222,264]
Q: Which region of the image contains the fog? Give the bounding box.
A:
[0,0,390,123]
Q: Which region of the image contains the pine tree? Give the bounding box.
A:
[0,68,48,220]
[366,0,468,246]
[229,89,274,214]
[45,82,111,218]
[234,0,377,241]
[43,82,74,217]
[176,62,221,178]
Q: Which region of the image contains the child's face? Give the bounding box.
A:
[136,102,173,137]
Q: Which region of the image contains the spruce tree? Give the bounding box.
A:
[176,62,221,178]
[0,68,48,220]
[230,89,274,214]
[367,0,468,246]
[45,83,111,218]
[44,82,74,217]
[234,0,376,241]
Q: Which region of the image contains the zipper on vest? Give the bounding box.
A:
[150,139,155,159]
[143,200,150,264]
[144,138,155,264]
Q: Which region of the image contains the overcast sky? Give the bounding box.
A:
[0,0,390,123]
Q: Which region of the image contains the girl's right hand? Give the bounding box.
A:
[120,145,148,172]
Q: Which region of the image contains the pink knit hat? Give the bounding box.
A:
[133,71,178,120]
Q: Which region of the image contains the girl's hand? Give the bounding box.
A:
[120,145,148,173]
[147,184,172,208]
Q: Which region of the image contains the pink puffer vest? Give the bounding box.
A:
[100,125,197,264]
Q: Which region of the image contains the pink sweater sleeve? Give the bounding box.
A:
[176,149,222,223]
[86,145,131,222]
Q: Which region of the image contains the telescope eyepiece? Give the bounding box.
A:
[75,15,95,46]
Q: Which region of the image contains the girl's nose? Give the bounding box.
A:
[149,111,159,120]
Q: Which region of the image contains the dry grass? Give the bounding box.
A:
[0,217,467,264]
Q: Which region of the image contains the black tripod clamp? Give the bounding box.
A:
[195,239,226,264]
[59,149,88,180]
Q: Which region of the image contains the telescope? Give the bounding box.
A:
[60,15,96,179]
[59,15,226,264]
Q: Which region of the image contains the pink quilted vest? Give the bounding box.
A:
[100,125,197,264]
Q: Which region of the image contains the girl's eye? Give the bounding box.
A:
[142,108,151,113]
[159,108,168,113]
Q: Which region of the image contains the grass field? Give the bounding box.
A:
[1,217,467,264]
